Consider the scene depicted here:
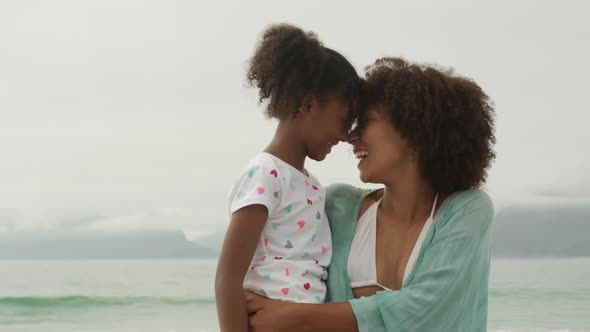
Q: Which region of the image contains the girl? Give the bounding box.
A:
[215,23,362,332]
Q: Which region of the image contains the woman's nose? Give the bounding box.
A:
[343,129,359,144]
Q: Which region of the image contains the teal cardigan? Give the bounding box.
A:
[325,184,494,332]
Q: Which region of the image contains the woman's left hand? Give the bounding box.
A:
[244,291,306,332]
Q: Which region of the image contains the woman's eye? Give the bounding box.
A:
[358,118,369,128]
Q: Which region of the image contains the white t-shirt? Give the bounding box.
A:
[228,152,332,303]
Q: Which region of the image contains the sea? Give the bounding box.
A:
[1,258,588,332]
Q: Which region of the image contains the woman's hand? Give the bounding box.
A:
[244,291,307,332]
[244,291,358,332]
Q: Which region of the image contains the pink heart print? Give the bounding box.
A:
[281,288,289,295]
[257,187,265,195]
[297,220,305,229]
[270,169,278,177]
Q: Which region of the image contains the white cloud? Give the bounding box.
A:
[1,0,589,236]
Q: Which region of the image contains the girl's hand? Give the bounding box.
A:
[244,291,306,332]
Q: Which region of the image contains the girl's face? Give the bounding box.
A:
[300,96,351,161]
[347,106,414,184]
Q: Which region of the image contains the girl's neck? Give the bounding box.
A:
[264,120,307,173]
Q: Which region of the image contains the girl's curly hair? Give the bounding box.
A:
[247,23,360,127]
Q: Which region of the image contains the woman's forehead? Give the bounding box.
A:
[365,105,386,116]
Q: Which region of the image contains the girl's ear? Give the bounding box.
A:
[299,94,314,115]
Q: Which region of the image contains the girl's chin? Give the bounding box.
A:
[309,150,328,162]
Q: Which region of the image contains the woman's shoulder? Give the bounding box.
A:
[444,188,493,214]
[436,188,494,233]
[326,183,375,206]
[324,184,375,224]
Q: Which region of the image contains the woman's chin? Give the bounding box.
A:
[359,167,383,184]
[358,169,372,183]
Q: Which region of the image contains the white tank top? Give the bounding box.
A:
[347,194,438,290]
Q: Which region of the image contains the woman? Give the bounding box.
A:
[245,57,496,332]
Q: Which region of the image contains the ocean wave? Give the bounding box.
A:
[490,288,590,301]
[490,330,575,332]
[0,295,215,308]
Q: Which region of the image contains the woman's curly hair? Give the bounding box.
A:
[363,57,496,193]
[247,23,360,126]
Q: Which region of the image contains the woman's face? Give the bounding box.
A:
[348,106,414,184]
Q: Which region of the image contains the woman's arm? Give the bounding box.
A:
[246,292,358,332]
[215,205,267,332]
[247,191,493,332]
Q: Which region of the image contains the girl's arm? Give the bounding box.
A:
[215,204,268,332]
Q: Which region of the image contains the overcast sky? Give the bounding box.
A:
[1,0,588,240]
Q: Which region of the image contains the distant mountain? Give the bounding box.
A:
[193,204,590,259]
[2,203,588,259]
[492,204,590,258]
[0,230,218,259]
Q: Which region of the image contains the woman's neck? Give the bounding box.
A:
[379,173,436,226]
[264,120,307,173]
